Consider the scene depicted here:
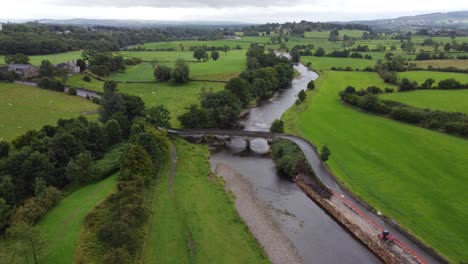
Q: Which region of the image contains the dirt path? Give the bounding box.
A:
[168,143,177,195]
[215,163,302,264]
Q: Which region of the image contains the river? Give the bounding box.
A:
[209,61,382,263]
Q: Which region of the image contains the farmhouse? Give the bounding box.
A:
[8,64,39,78]
[56,61,80,74]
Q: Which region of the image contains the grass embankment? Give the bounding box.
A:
[0,82,99,141]
[36,174,118,263]
[282,70,468,262]
[142,139,269,264]
[380,89,468,114]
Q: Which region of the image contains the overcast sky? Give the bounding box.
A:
[2,0,468,23]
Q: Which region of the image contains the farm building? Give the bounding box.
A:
[56,61,80,74]
[8,64,39,78]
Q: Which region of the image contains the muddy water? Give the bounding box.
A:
[210,62,381,263]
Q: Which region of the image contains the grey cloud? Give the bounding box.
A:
[52,0,306,8]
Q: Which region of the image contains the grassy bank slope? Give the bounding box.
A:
[142,139,269,264]
[380,89,468,114]
[36,174,118,263]
[283,71,468,262]
[0,82,99,141]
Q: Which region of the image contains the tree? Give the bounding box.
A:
[120,144,153,182]
[121,94,145,121]
[0,198,12,232]
[172,59,190,83]
[290,48,300,63]
[33,177,47,197]
[320,145,331,162]
[178,105,212,129]
[153,65,172,81]
[270,119,284,133]
[314,47,325,57]
[38,60,56,77]
[225,77,251,107]
[76,59,86,72]
[65,152,96,184]
[298,90,307,102]
[307,80,315,90]
[145,105,171,128]
[105,119,123,146]
[0,141,10,158]
[5,53,30,64]
[328,29,339,42]
[7,222,47,264]
[401,40,415,54]
[399,78,418,92]
[421,78,435,89]
[211,51,220,61]
[444,42,452,52]
[201,90,242,128]
[193,47,209,62]
[100,81,126,122]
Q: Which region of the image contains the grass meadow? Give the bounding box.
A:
[282,70,468,262]
[380,89,468,114]
[414,59,468,69]
[117,82,224,127]
[142,139,269,264]
[398,71,468,84]
[0,82,99,141]
[301,56,375,70]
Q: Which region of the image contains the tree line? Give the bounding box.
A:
[0,22,225,55]
[339,86,468,138]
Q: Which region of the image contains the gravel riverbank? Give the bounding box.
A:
[215,163,302,264]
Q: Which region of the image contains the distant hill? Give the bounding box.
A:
[36,18,251,28]
[351,11,468,29]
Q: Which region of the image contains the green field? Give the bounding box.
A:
[117,51,195,61]
[36,175,118,263]
[131,40,251,51]
[414,59,468,69]
[398,71,468,84]
[0,83,99,141]
[0,51,82,66]
[112,50,246,82]
[381,89,468,114]
[66,74,104,92]
[142,139,269,264]
[301,56,375,70]
[283,71,468,262]
[118,82,224,127]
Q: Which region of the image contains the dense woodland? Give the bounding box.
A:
[0,23,225,55]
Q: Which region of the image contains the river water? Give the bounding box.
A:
[209,61,381,263]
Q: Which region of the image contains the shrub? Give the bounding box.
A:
[298,90,307,102]
[399,78,418,92]
[11,187,61,225]
[67,88,77,96]
[366,86,382,94]
[320,145,331,162]
[153,65,172,81]
[82,75,91,82]
[437,78,463,90]
[384,87,394,93]
[307,80,315,90]
[270,119,284,133]
[38,77,65,92]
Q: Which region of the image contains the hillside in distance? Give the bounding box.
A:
[351,11,468,29]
